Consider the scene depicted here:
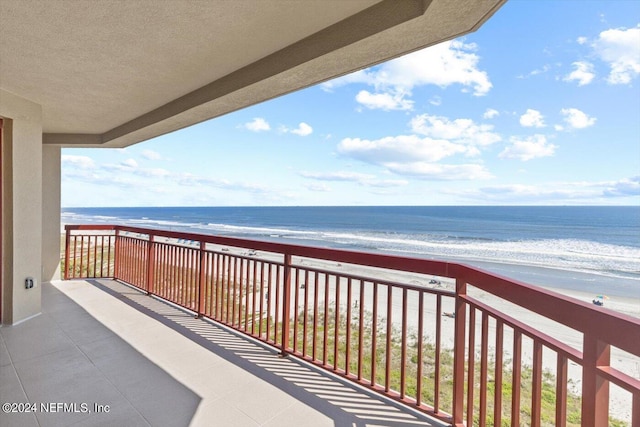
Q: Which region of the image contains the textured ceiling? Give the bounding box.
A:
[0,0,506,147]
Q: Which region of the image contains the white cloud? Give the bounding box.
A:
[592,25,640,84]
[290,122,313,136]
[451,176,640,202]
[366,179,409,188]
[355,90,414,111]
[322,40,491,110]
[603,176,640,196]
[384,162,493,180]
[455,184,591,202]
[338,113,500,181]
[304,183,331,192]
[299,171,374,182]
[138,168,171,178]
[339,135,468,164]
[244,117,271,132]
[121,158,138,169]
[141,149,162,160]
[299,171,408,187]
[483,108,499,119]
[61,155,95,169]
[561,108,596,129]
[517,64,552,79]
[577,36,588,45]
[519,109,546,128]
[499,135,556,161]
[563,61,595,86]
[429,96,442,106]
[410,114,501,147]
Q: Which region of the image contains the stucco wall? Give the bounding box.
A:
[42,145,61,282]
[0,89,43,324]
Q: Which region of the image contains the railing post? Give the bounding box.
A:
[63,226,71,280]
[146,235,155,295]
[280,253,292,356]
[452,277,467,427]
[582,335,610,427]
[197,241,206,317]
[113,228,121,280]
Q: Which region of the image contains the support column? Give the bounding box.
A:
[42,145,61,282]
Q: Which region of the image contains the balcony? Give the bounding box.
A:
[3,224,637,427]
[1,278,443,426]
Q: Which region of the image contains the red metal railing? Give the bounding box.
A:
[64,224,640,426]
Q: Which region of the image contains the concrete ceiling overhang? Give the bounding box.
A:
[0,0,506,148]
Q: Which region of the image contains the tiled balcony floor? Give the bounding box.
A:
[0,279,445,427]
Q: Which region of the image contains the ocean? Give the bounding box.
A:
[61,206,640,297]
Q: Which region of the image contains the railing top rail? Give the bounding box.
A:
[109,224,455,277]
[68,223,640,356]
[463,294,583,363]
[65,224,118,231]
[453,264,640,356]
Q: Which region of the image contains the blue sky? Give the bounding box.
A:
[62,1,640,207]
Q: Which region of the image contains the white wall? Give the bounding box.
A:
[0,89,43,324]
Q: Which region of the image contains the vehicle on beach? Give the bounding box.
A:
[592,295,608,306]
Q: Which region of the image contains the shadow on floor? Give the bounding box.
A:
[0,282,201,427]
[87,278,448,427]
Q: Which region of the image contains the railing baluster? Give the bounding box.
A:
[292,266,300,353]
[258,261,264,337]
[334,275,341,371]
[556,353,568,427]
[531,340,543,427]
[385,284,392,392]
[479,312,489,427]
[417,291,424,407]
[243,258,249,331]
[512,330,522,427]
[92,235,98,277]
[633,392,640,427]
[302,269,309,356]
[358,279,365,381]
[197,242,206,316]
[400,288,407,398]
[371,281,378,387]
[345,277,352,376]
[232,256,238,327]
[322,273,329,366]
[147,236,155,295]
[467,306,476,427]
[453,278,467,426]
[251,260,258,335]
[79,235,85,278]
[495,320,504,426]
[64,228,71,280]
[274,262,281,343]
[266,263,272,341]
[281,254,292,355]
[435,293,442,412]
